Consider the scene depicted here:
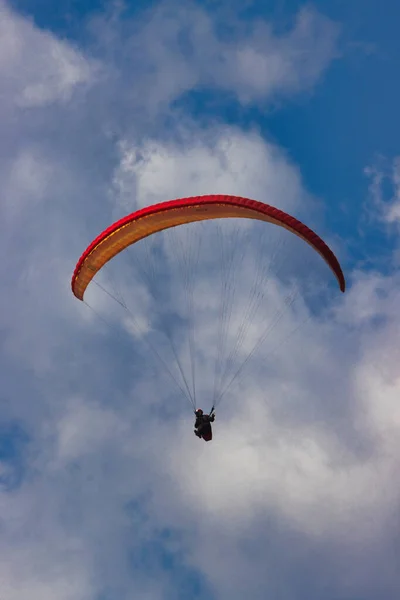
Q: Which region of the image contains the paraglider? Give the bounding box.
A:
[71,194,346,300]
[71,194,346,442]
[194,408,215,442]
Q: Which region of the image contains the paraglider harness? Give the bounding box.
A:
[194,406,215,441]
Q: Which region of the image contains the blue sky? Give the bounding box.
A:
[1,1,400,599]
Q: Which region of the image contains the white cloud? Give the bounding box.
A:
[0,2,398,600]
[336,270,399,325]
[162,272,400,599]
[221,7,339,103]
[365,156,400,229]
[112,127,307,211]
[88,2,339,112]
[55,397,131,461]
[0,0,96,110]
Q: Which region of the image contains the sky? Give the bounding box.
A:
[1,0,400,599]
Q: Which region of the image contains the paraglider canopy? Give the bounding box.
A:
[71,195,345,300]
[71,194,345,413]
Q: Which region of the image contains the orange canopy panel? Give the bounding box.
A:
[71,195,346,300]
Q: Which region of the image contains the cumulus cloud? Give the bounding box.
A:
[164,272,400,600]
[112,127,307,211]
[364,156,400,228]
[0,1,398,600]
[218,6,340,103]
[0,0,97,110]
[88,2,339,113]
